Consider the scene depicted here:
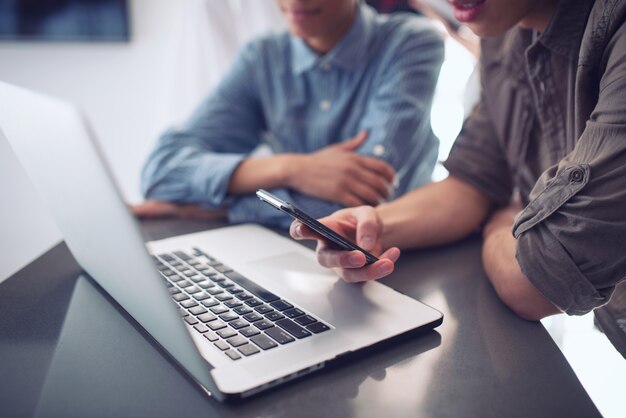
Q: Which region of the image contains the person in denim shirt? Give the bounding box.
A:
[135,0,443,229]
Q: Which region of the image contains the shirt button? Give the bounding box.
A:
[320,62,331,70]
[373,144,385,156]
[320,100,331,111]
[569,168,584,183]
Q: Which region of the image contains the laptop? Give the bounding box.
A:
[0,81,443,401]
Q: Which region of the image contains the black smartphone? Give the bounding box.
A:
[256,189,379,265]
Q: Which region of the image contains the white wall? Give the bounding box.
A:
[0,0,182,282]
[0,0,285,283]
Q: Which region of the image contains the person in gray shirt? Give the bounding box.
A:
[291,0,626,334]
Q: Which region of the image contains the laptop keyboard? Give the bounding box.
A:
[152,248,331,361]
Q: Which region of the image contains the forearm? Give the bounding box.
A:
[482,227,560,320]
[227,154,300,194]
[376,176,491,249]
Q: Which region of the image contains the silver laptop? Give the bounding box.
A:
[0,81,442,401]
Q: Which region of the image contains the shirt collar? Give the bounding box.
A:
[291,2,374,75]
[538,0,595,59]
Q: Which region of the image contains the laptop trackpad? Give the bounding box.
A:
[246,252,382,328]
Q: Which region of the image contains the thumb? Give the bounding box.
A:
[336,130,368,151]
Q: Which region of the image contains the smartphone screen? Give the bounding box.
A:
[256,189,379,265]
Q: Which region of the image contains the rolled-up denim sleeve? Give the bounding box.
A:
[141,42,265,207]
[513,46,626,314]
[356,22,444,194]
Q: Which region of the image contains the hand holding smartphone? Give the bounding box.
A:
[256,189,379,264]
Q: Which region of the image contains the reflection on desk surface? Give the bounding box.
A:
[0,219,601,418]
[34,275,442,418]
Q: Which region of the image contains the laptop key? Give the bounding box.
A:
[227,335,248,347]
[169,274,186,283]
[253,319,274,330]
[178,307,189,317]
[217,328,237,339]
[169,287,182,295]
[255,305,273,314]
[265,311,285,322]
[227,287,244,294]
[235,293,253,301]
[306,322,330,333]
[218,281,235,289]
[159,253,175,262]
[173,251,191,261]
[193,324,209,333]
[172,293,190,302]
[210,305,228,315]
[229,319,249,330]
[189,306,208,316]
[186,286,202,295]
[201,299,219,308]
[204,331,219,342]
[224,300,242,308]
[214,340,229,351]
[178,280,193,288]
[239,327,260,338]
[198,281,215,289]
[238,344,260,357]
[207,288,224,296]
[250,334,278,350]
[270,300,293,311]
[180,299,198,309]
[184,316,199,325]
[193,292,211,301]
[208,320,227,331]
[225,349,241,361]
[224,272,280,303]
[214,264,233,274]
[197,312,217,323]
[192,247,210,258]
[219,312,239,322]
[276,318,311,339]
[215,293,233,302]
[265,327,295,344]
[283,308,305,318]
[245,298,263,307]
[294,315,317,326]
[243,312,263,323]
[234,306,253,315]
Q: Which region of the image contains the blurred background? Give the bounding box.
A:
[0,1,622,415]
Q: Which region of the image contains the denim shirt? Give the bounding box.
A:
[141,3,443,229]
[444,0,626,315]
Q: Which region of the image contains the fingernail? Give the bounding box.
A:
[294,224,301,237]
[361,237,374,250]
[349,253,363,267]
[377,263,393,276]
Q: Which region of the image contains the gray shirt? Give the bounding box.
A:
[444,0,626,315]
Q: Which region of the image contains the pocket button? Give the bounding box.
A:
[569,169,584,183]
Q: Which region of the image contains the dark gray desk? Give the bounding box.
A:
[0,219,600,418]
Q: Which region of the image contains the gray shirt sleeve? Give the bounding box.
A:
[512,26,626,315]
[443,69,513,207]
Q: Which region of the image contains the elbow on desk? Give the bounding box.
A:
[494,279,561,322]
